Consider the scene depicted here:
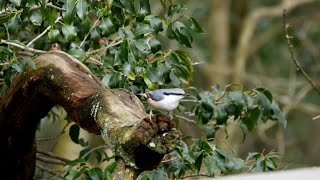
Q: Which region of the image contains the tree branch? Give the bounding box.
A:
[0,39,46,54]
[26,16,62,47]
[283,10,320,94]
[233,0,316,83]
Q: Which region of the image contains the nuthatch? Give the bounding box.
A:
[139,88,186,120]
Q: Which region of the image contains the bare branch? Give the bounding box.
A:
[87,39,123,55]
[80,18,100,48]
[312,115,320,120]
[0,39,46,54]
[36,155,67,165]
[283,10,320,94]
[36,164,64,179]
[27,16,62,47]
[233,0,316,83]
[37,150,70,163]
[30,2,67,11]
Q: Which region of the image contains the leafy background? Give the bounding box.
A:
[0,0,319,179]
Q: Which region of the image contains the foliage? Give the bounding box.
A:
[0,0,287,179]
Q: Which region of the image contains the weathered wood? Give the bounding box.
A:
[0,50,181,179]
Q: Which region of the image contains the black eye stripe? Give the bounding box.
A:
[163,92,185,96]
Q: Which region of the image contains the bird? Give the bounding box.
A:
[139,88,186,120]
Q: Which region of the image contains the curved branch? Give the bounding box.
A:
[0,50,181,179]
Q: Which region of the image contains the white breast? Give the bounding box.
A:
[147,95,184,111]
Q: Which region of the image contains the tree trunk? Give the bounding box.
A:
[0,50,181,179]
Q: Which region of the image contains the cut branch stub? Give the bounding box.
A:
[0,50,181,178]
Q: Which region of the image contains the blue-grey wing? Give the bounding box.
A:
[148,90,164,101]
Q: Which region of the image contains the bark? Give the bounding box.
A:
[0,50,181,179]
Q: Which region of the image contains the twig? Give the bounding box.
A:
[0,39,46,54]
[175,115,196,124]
[36,155,67,165]
[27,16,62,47]
[313,115,320,120]
[30,2,67,11]
[283,10,320,94]
[180,173,212,179]
[36,164,64,179]
[80,18,100,48]
[80,145,108,159]
[37,150,70,163]
[87,39,123,55]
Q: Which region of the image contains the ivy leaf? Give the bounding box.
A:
[189,17,204,33]
[76,0,88,20]
[242,107,260,131]
[88,167,103,180]
[214,106,228,125]
[271,101,287,129]
[68,47,86,60]
[132,24,153,37]
[137,168,168,180]
[174,22,193,48]
[62,25,77,41]
[138,0,151,21]
[48,29,60,42]
[145,15,163,33]
[69,124,80,144]
[9,0,21,6]
[63,0,76,23]
[104,161,118,174]
[99,17,116,36]
[30,10,43,26]
[204,156,219,176]
[148,39,161,53]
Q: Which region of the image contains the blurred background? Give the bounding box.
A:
[35,0,320,173]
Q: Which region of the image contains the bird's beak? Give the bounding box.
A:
[137,93,147,98]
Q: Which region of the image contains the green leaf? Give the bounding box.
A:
[194,151,203,173]
[76,0,88,19]
[69,124,80,144]
[257,91,272,118]
[99,17,116,36]
[9,0,21,6]
[148,39,161,53]
[62,25,77,41]
[11,63,23,73]
[145,15,163,33]
[26,59,36,69]
[63,0,76,23]
[48,29,60,42]
[119,0,136,13]
[168,4,187,17]
[88,167,103,180]
[271,101,287,129]
[133,24,153,37]
[242,107,260,131]
[0,10,15,24]
[102,74,112,87]
[204,156,218,176]
[137,168,168,180]
[138,0,151,20]
[105,161,118,174]
[172,22,193,48]
[30,9,43,26]
[145,66,164,85]
[189,17,204,33]
[165,23,177,39]
[214,106,228,125]
[255,88,273,102]
[68,47,86,60]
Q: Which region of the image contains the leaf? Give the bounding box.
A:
[143,76,158,89]
[189,17,204,33]
[255,88,273,102]
[11,63,23,73]
[148,39,161,53]
[271,101,287,129]
[48,29,60,42]
[145,66,164,85]
[194,151,203,173]
[104,161,118,174]
[68,47,86,60]
[30,9,43,26]
[257,91,272,118]
[145,15,163,33]
[174,22,193,48]
[132,23,153,37]
[26,59,36,69]
[242,107,260,131]
[69,124,80,144]
[0,10,15,24]
[63,0,76,23]
[88,167,103,180]
[138,0,151,20]
[9,0,21,6]
[99,17,116,36]
[214,106,228,125]
[76,0,88,19]
[102,74,112,87]
[62,25,77,41]
[204,156,218,176]
[137,168,168,180]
